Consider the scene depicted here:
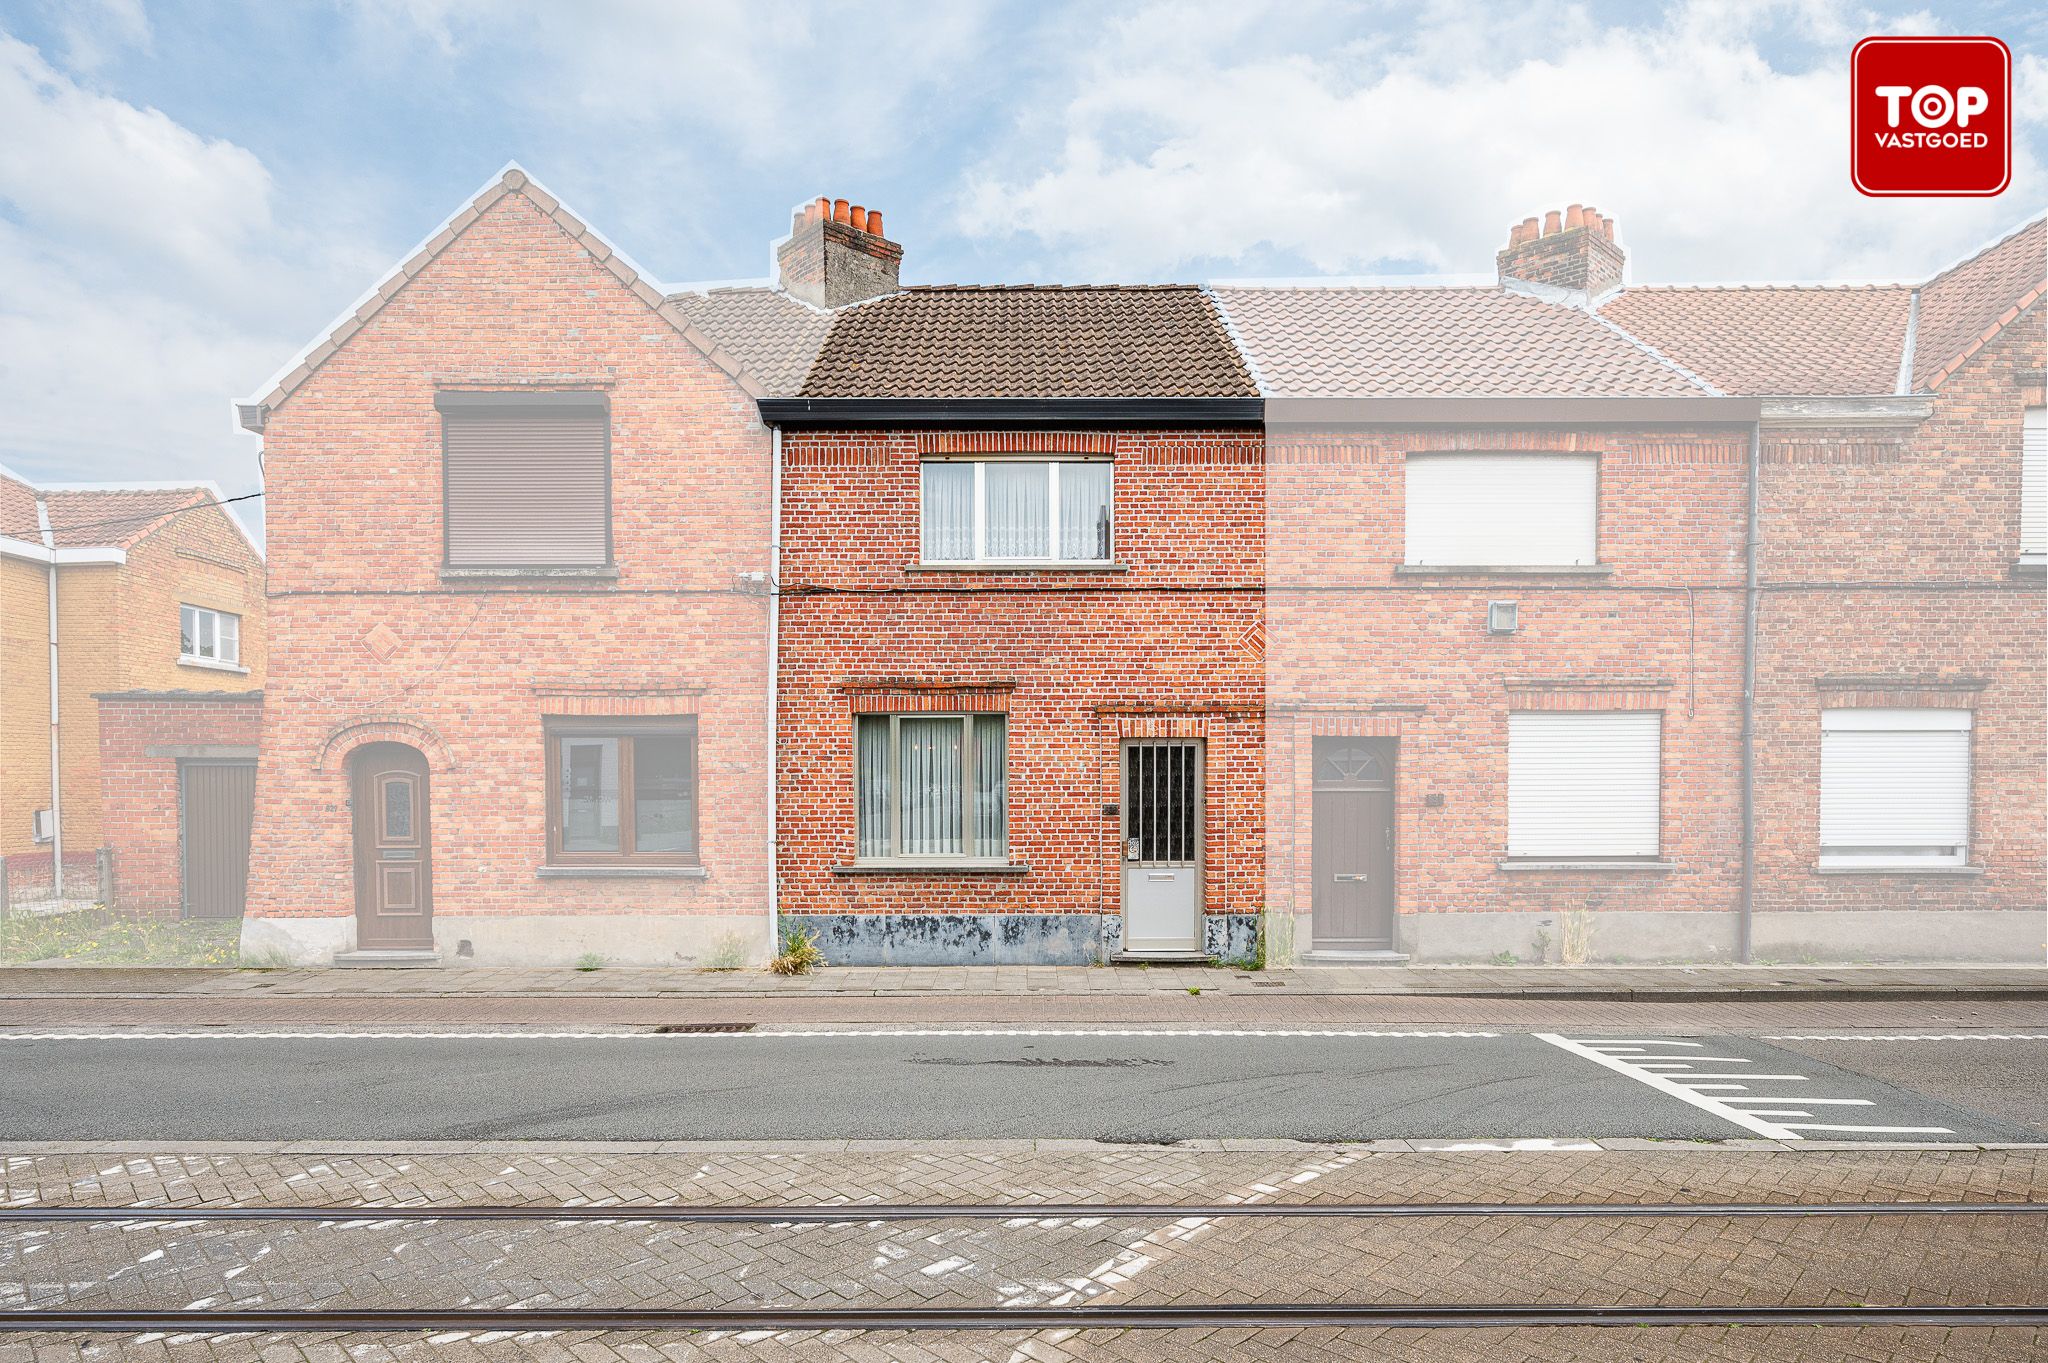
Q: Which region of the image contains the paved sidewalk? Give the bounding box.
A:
[1,961,2042,1001]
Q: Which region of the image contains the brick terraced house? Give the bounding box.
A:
[232,170,2044,965]
[0,466,264,913]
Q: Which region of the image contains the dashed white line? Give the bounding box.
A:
[1763,1034,2048,1042]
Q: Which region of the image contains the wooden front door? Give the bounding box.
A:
[181,761,255,919]
[351,744,432,950]
[1310,738,1396,951]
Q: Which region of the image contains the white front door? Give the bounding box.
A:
[1121,739,1203,953]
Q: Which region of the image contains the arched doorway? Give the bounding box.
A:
[350,743,433,950]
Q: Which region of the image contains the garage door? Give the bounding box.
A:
[183,762,256,919]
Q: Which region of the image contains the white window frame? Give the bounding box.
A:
[179,604,243,670]
[2021,406,2045,560]
[1404,451,1600,568]
[1819,708,1973,870]
[918,457,1114,566]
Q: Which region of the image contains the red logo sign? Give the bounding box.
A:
[1852,36,2010,196]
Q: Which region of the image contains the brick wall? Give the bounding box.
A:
[1265,426,1750,957]
[95,692,263,917]
[244,184,774,962]
[776,428,1264,951]
[1752,304,2046,926]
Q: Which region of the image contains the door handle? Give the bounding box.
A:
[1333,872,1368,882]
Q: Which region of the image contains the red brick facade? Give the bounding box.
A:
[242,180,774,965]
[94,692,263,918]
[775,427,1264,960]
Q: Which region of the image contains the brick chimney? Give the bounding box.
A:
[1496,203,1624,297]
[776,196,903,307]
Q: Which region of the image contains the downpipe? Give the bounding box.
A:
[1738,421,1760,963]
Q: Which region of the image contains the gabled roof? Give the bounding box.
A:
[797,285,1257,399]
[1596,285,1915,397]
[237,165,769,432]
[1212,285,1710,398]
[1913,216,2047,391]
[664,287,834,397]
[0,463,260,558]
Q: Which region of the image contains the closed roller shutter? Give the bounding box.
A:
[441,395,610,567]
[1508,711,1661,857]
[2023,407,2045,555]
[1821,708,1971,857]
[1406,453,1597,566]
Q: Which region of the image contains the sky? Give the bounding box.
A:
[2,0,2045,545]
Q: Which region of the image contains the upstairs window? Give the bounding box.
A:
[920,459,1113,564]
[1405,452,1598,567]
[439,391,611,568]
[1820,708,1971,868]
[2023,407,2044,557]
[179,604,240,666]
[856,713,1009,861]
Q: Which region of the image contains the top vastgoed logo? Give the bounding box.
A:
[1851,35,2011,197]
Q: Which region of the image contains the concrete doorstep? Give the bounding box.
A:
[0,961,2043,1001]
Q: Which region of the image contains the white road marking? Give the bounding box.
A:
[1534,1034,1800,1139]
[1541,1033,1955,1141]
[1763,1034,2048,1042]
[0,1028,1501,1041]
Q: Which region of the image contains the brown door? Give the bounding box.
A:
[181,762,255,919]
[1311,738,1396,951]
[351,744,433,950]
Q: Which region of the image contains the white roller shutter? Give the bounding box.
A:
[1507,711,1661,858]
[2023,407,2045,555]
[1406,453,1598,566]
[1820,709,1971,860]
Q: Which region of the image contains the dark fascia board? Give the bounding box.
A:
[434,390,611,413]
[757,397,1264,428]
[1266,396,1763,427]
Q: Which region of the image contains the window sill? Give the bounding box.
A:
[1498,858,1675,872]
[1397,564,1614,578]
[833,860,1030,875]
[906,561,1128,574]
[440,565,619,581]
[538,865,707,879]
[2012,554,2045,576]
[1813,863,1984,877]
[177,656,250,676]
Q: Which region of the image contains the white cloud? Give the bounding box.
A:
[955,0,2044,283]
[0,35,380,535]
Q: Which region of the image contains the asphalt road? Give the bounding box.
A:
[2,1029,2040,1143]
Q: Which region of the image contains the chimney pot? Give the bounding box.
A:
[833,198,851,224]
[813,196,830,222]
[1601,216,1615,241]
[867,209,884,237]
[1565,204,1585,230]
[1543,210,1562,236]
[850,205,868,231]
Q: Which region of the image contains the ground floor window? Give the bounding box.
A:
[1506,710,1662,858]
[1820,708,1971,868]
[856,713,1008,861]
[544,717,699,865]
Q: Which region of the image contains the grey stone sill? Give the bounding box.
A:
[1397,564,1614,578]
[2013,554,2045,576]
[834,861,1030,875]
[905,561,1128,574]
[1813,864,1985,877]
[177,656,250,675]
[537,865,707,879]
[1497,858,1675,872]
[441,565,619,581]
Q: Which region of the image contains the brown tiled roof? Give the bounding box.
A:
[1913,216,2046,391]
[798,286,1257,399]
[0,468,38,540]
[42,487,211,548]
[1597,285,1914,396]
[1213,286,1709,397]
[664,287,833,397]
